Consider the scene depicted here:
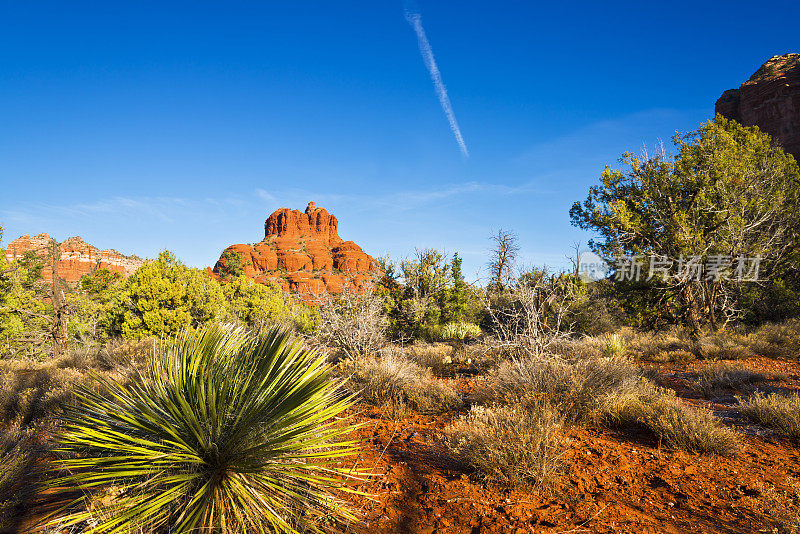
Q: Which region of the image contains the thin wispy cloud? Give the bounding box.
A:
[405,9,469,157]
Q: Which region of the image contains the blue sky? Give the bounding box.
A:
[1,1,798,281]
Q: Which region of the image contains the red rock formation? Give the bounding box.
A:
[716,53,800,161]
[211,202,377,293]
[4,233,143,285]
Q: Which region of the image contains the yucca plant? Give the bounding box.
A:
[48,324,361,534]
[601,333,626,359]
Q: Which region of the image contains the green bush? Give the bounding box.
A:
[50,325,359,533]
[111,251,227,339]
[223,275,318,333]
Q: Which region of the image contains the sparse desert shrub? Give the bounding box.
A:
[566,291,621,336]
[0,422,36,530]
[601,380,738,456]
[341,353,461,416]
[738,391,800,439]
[315,284,388,359]
[93,337,156,371]
[0,361,85,427]
[487,354,640,425]
[694,331,754,360]
[404,343,456,375]
[645,397,739,455]
[442,403,562,488]
[748,319,800,360]
[50,325,360,534]
[694,361,771,398]
[624,327,696,361]
[481,274,573,359]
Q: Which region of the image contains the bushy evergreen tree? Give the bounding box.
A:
[112,251,226,338]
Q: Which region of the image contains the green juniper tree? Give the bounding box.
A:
[112,251,226,338]
[571,115,800,335]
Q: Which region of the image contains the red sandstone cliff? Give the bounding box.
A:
[4,233,143,285]
[716,53,800,161]
[211,202,377,293]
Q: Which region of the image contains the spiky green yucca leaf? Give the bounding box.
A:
[49,324,361,534]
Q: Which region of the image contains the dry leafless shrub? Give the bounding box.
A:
[0,359,91,529]
[339,352,461,416]
[693,361,772,398]
[738,391,800,439]
[441,403,562,488]
[748,319,800,360]
[601,380,738,456]
[480,279,573,360]
[314,284,388,359]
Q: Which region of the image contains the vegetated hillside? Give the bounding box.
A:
[716,53,800,161]
[210,201,378,293]
[4,234,143,286]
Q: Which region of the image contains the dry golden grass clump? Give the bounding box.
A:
[481,352,738,455]
[0,422,37,529]
[0,358,97,530]
[693,361,772,398]
[548,333,626,360]
[441,402,562,488]
[748,320,800,360]
[623,329,692,361]
[624,328,696,362]
[340,352,462,416]
[0,339,158,530]
[694,331,755,360]
[620,327,759,362]
[738,391,800,439]
[403,343,457,375]
[486,353,640,426]
[0,360,87,428]
[600,380,739,456]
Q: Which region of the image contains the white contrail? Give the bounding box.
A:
[405,10,469,157]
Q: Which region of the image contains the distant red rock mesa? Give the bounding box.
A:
[716,53,800,161]
[4,233,143,285]
[210,202,377,293]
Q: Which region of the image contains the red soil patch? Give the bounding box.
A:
[343,362,800,533]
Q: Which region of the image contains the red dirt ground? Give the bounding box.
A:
[8,357,800,533]
[343,358,800,534]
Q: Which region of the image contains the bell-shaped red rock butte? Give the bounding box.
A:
[210,202,377,293]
